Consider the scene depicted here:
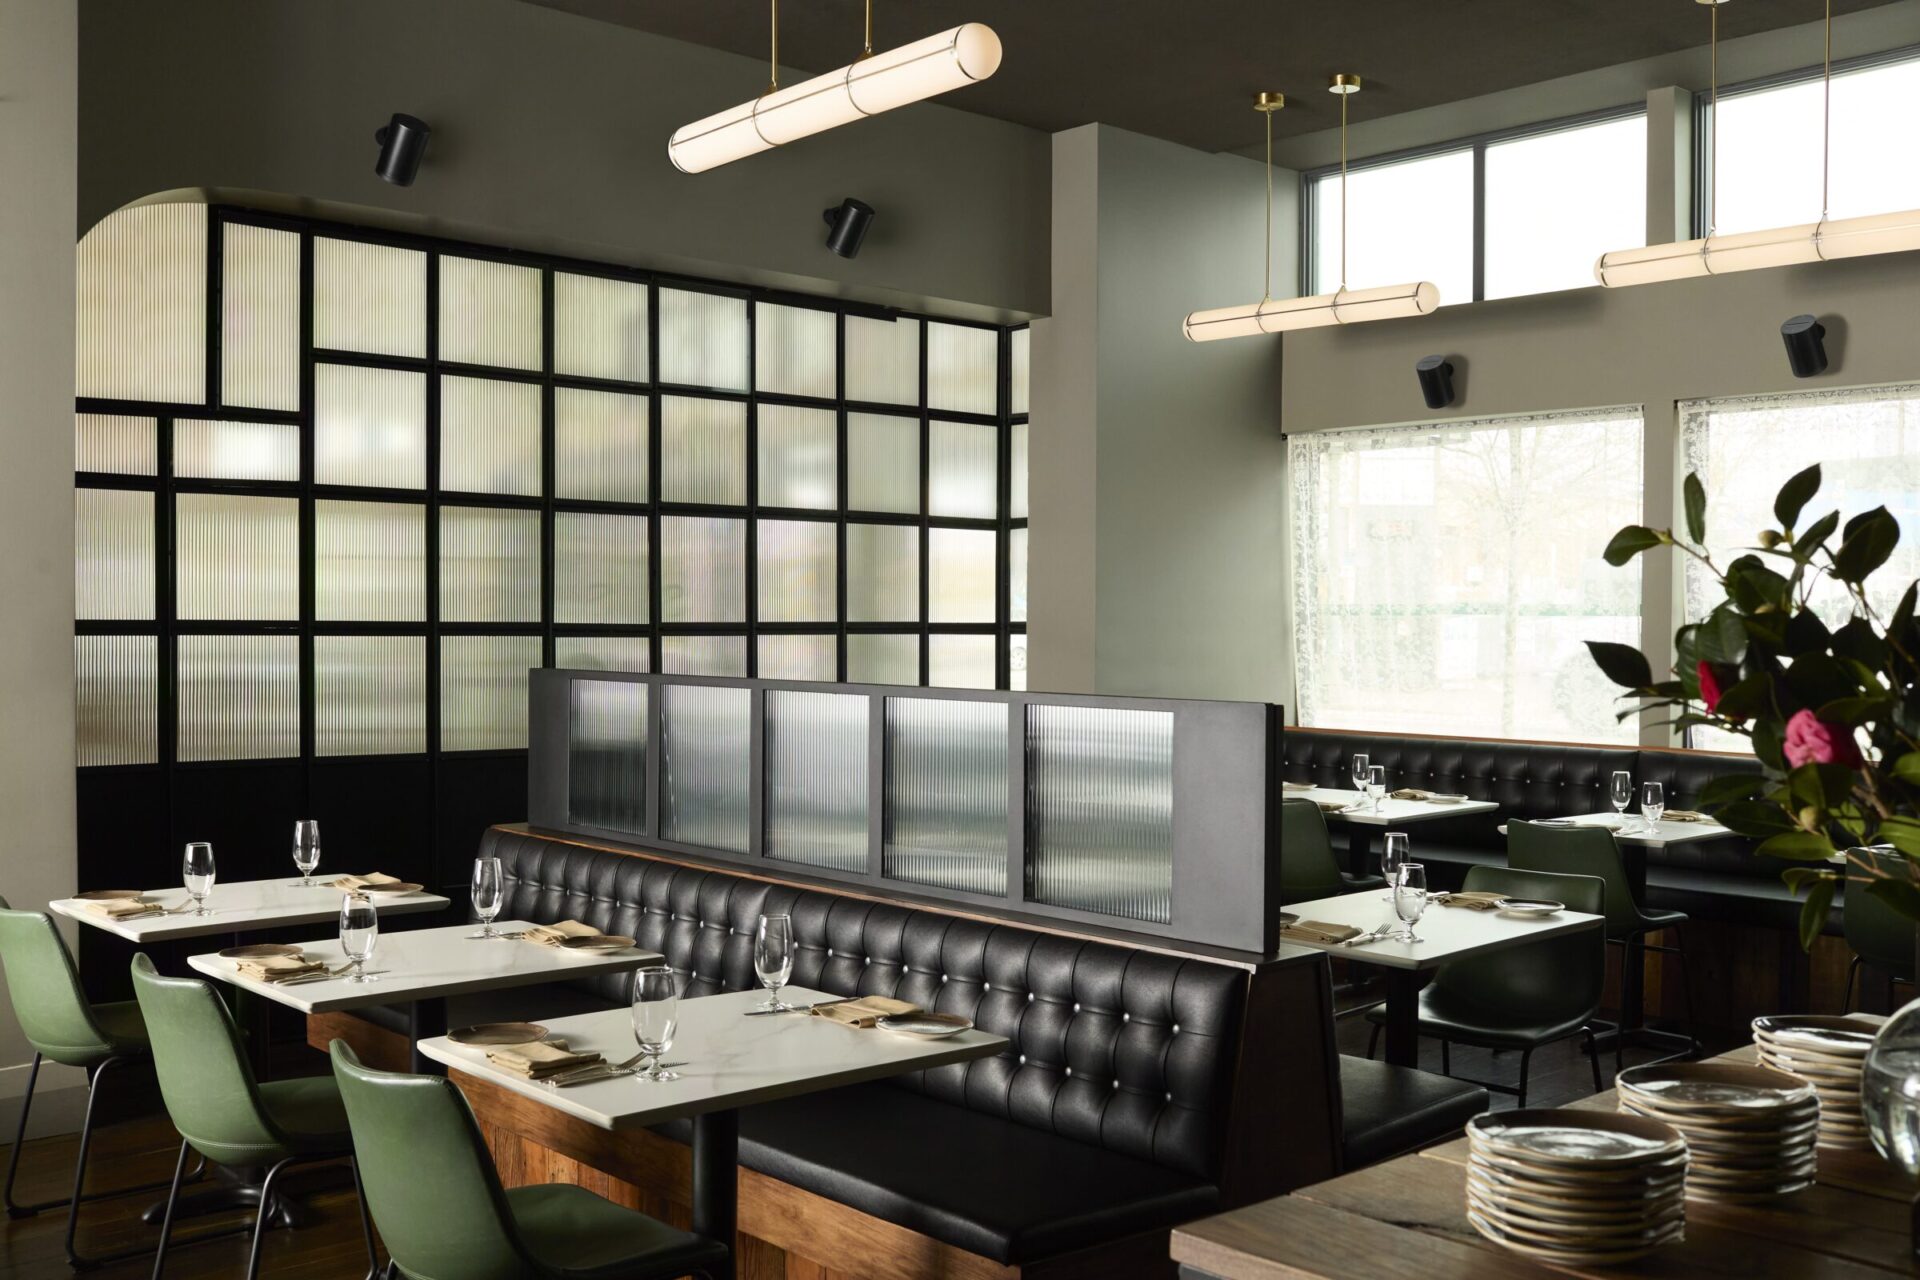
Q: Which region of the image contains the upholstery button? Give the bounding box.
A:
[983,982,991,992]
[1072,1002,1081,1013]
[1122,1012,1130,1023]
[1113,1079,1120,1090]
[1026,992,1034,1003]
[1166,1092,1174,1103]
[1018,1054,1027,1065]
[1064,1067,1073,1077]
[1172,1024,1180,1034]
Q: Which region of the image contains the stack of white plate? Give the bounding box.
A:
[1753,1014,1876,1149]
[1617,1063,1820,1200]
[1464,1110,1687,1267]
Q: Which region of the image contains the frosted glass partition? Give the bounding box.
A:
[1026,705,1174,924]
[884,697,1010,895]
[660,684,751,853]
[764,690,868,871]
[570,678,648,835]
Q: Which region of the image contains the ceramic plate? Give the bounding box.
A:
[218,942,303,960]
[876,1012,975,1038]
[558,935,636,952]
[355,881,424,895]
[1496,898,1564,917]
[1468,1150,1688,1191]
[75,889,145,902]
[1464,1169,1682,1220]
[1752,1015,1877,1053]
[1467,1189,1683,1243]
[1469,1110,1685,1168]
[1618,1063,1815,1111]
[1466,1209,1681,1266]
[450,1022,549,1046]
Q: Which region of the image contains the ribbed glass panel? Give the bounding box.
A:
[315,364,426,489]
[440,507,541,622]
[929,420,999,518]
[848,634,919,685]
[174,419,299,482]
[765,689,867,870]
[756,303,836,399]
[314,237,426,358]
[315,635,426,756]
[75,414,157,475]
[441,376,542,496]
[661,396,746,505]
[76,636,158,766]
[884,697,1008,894]
[1010,328,1030,415]
[440,636,540,751]
[929,635,997,689]
[76,203,206,403]
[555,387,649,503]
[176,493,298,620]
[554,273,649,382]
[75,488,154,621]
[1025,705,1174,924]
[929,528,996,623]
[1011,421,1030,519]
[757,404,837,509]
[757,634,837,681]
[659,684,751,852]
[848,413,920,513]
[757,519,835,622]
[847,523,918,622]
[556,636,651,673]
[661,636,747,676]
[659,288,748,391]
[660,516,745,623]
[927,322,997,416]
[1010,634,1028,691]
[1010,527,1028,623]
[555,512,648,624]
[845,315,919,405]
[178,635,299,762]
[221,223,301,411]
[440,256,542,371]
[568,678,648,833]
[315,500,425,621]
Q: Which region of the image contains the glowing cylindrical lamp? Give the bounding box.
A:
[1596,208,1920,287]
[1183,282,1440,342]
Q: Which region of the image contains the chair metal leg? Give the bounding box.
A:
[1516,1047,1534,1109]
[1584,1027,1603,1092]
[1844,956,1862,1014]
[2,1052,42,1218]
[244,1158,298,1280]
[151,1140,192,1280]
[350,1155,382,1280]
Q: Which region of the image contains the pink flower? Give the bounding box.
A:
[1698,661,1730,717]
[1783,709,1863,770]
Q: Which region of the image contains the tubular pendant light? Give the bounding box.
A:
[1184,76,1439,341]
[668,0,1002,174]
[1597,0,1920,286]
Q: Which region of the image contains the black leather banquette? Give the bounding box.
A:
[1281,728,1817,929]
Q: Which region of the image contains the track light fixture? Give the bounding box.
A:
[1781,314,1829,377]
[374,113,431,187]
[823,199,875,258]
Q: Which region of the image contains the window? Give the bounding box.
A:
[1680,383,1920,750]
[1289,407,1645,741]
[1308,109,1645,303]
[1709,51,1920,235]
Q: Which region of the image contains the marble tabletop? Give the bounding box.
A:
[51,876,449,942]
[1283,785,1499,827]
[1526,811,1731,847]
[1279,889,1603,972]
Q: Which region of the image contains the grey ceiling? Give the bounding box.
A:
[524,0,1898,152]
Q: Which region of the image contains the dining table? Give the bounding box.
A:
[50,876,450,942]
[1285,785,1501,877]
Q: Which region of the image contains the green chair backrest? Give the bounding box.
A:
[1845,847,1916,978]
[1506,821,1639,933]
[329,1041,532,1280]
[0,896,115,1065]
[129,954,284,1166]
[1428,866,1608,1025]
[1280,799,1346,905]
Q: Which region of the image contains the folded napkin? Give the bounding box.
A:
[484,1038,600,1080]
[1281,780,1315,792]
[329,872,402,891]
[236,953,328,983]
[1281,919,1362,944]
[1316,800,1349,814]
[1435,890,1507,911]
[76,897,160,920]
[813,995,920,1028]
[1662,810,1709,823]
[524,919,604,946]
[1389,788,1435,801]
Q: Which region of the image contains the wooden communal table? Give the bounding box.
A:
[1288,786,1500,877]
[1173,1042,1920,1279]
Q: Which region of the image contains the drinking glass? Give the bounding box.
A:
[182,842,216,916]
[468,855,505,940]
[1379,832,1410,900]
[1393,863,1429,943]
[1350,753,1371,799]
[1609,771,1633,829]
[291,820,321,886]
[631,966,681,1082]
[1366,765,1387,814]
[1641,780,1666,832]
[340,892,379,983]
[754,913,795,1012]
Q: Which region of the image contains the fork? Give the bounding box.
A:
[549,1050,647,1084]
[1340,923,1395,948]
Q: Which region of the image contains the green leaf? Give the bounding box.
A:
[1697,773,1766,807]
[1684,473,1708,545]
[1878,816,1920,859]
[1796,510,1841,561]
[1783,610,1832,658]
[1864,874,1920,926]
[1799,877,1837,951]
[1752,717,1787,771]
[1604,525,1667,567]
[1586,641,1653,691]
[1893,582,1918,640]
[1832,507,1901,583]
[1814,695,1891,727]
[1696,605,1749,666]
[1727,557,1793,614]
[1892,752,1920,786]
[1787,762,1855,808]
[1830,617,1887,669]
[1784,653,1863,710]
[1713,671,1773,722]
[1758,831,1838,863]
[1774,464,1822,532]
[1715,800,1797,839]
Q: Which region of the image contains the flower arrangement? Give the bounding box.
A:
[1587,463,1920,948]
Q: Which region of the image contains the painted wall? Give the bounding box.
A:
[79,0,1050,320]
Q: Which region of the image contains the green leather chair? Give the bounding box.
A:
[1280,798,1386,905]
[131,954,378,1280]
[329,1041,729,1280]
[0,896,196,1266]
[1367,866,1608,1106]
[1507,819,1701,1071]
[1844,846,1917,1013]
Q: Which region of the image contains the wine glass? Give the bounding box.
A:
[1350,753,1370,801]
[340,892,379,983]
[1379,832,1410,901]
[1609,771,1633,830]
[1393,863,1429,943]
[754,913,795,1012]
[291,820,321,887]
[468,856,505,940]
[1367,765,1387,814]
[1641,781,1666,833]
[631,966,681,1082]
[182,842,216,917]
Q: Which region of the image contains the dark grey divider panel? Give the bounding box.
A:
[529,670,1280,952]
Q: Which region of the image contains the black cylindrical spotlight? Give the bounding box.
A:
[1415,354,1456,409]
[1781,314,1828,378]
[374,113,431,187]
[823,199,875,259]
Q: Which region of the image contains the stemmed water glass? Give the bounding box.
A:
[1379,832,1410,900]
[1609,771,1634,831]
[340,891,379,983]
[291,820,322,887]
[1351,753,1371,803]
[468,855,505,940]
[182,842,216,916]
[1641,781,1666,833]
[755,913,795,1012]
[1392,863,1429,943]
[1366,765,1387,814]
[631,966,682,1082]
